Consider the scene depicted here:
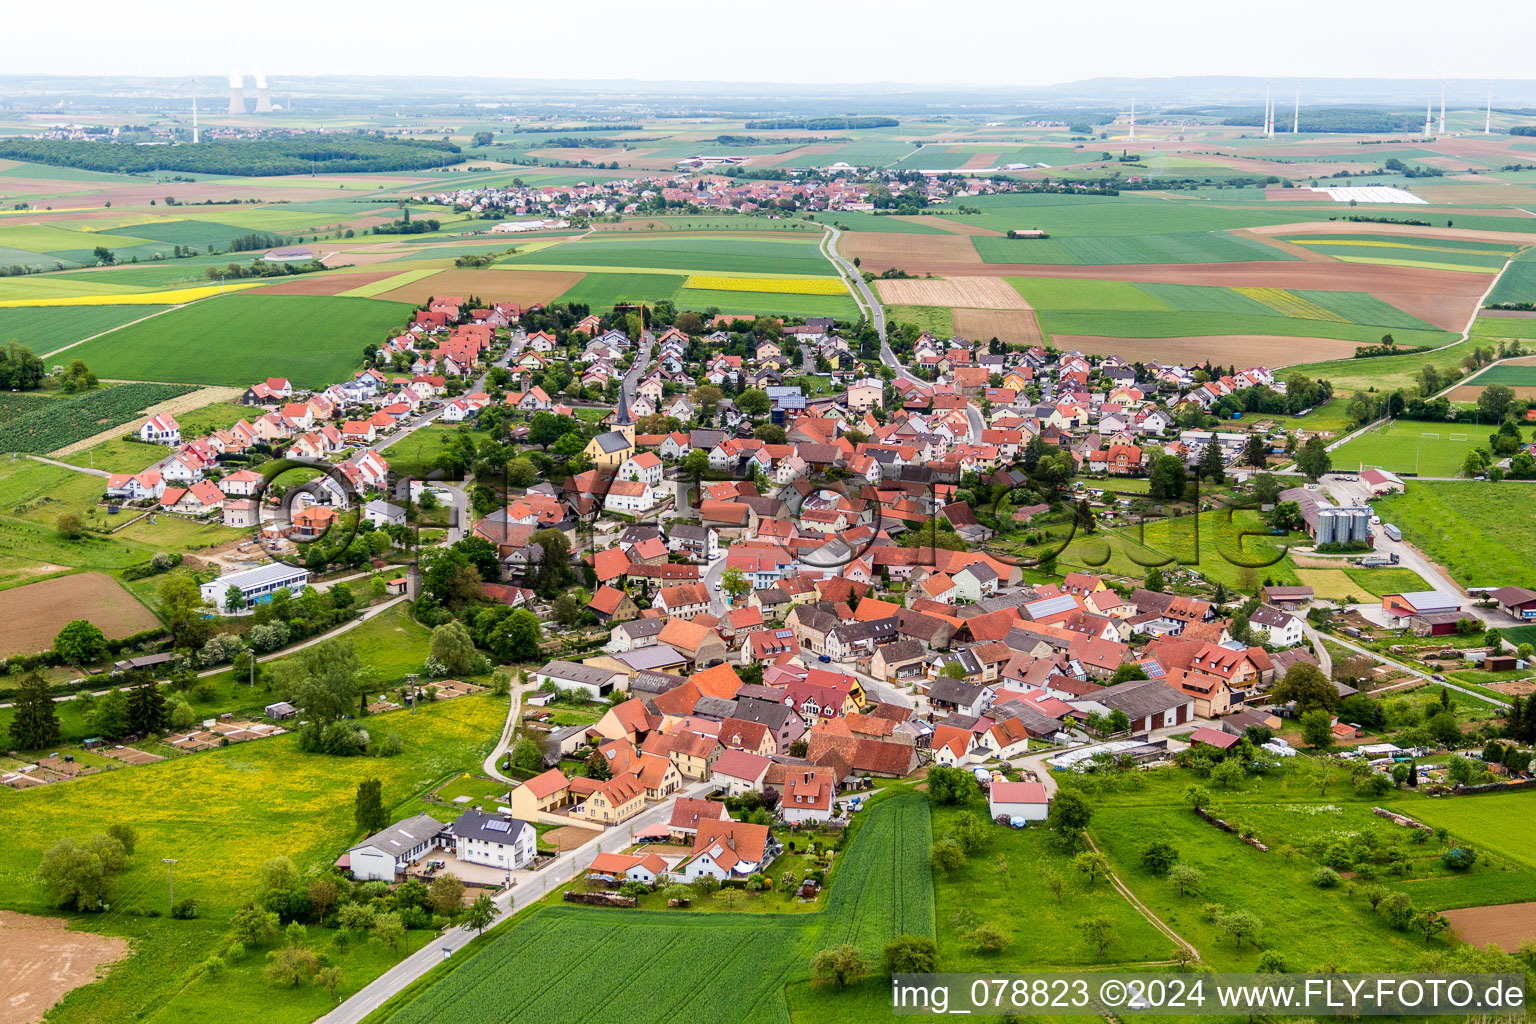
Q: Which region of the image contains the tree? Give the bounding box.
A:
[261,855,299,892]
[1413,909,1450,945]
[1148,454,1186,501]
[280,639,362,723]
[754,423,786,444]
[737,388,771,418]
[1048,789,1093,833]
[1073,850,1109,886]
[1197,439,1225,484]
[585,747,613,781]
[159,572,211,647]
[264,945,320,987]
[8,671,60,750]
[1080,916,1121,956]
[511,736,544,773]
[306,878,340,921]
[1210,758,1246,790]
[1219,910,1261,948]
[429,873,465,916]
[1273,662,1338,713]
[931,838,966,874]
[1380,892,1416,931]
[1040,866,1065,903]
[1296,435,1333,482]
[1110,663,1149,684]
[551,594,581,626]
[1169,862,1205,897]
[502,609,544,662]
[1477,383,1515,423]
[429,621,479,676]
[1183,784,1211,811]
[1140,841,1179,876]
[313,966,344,1000]
[1253,472,1282,506]
[720,567,750,604]
[924,765,978,806]
[1145,568,1166,593]
[881,934,939,976]
[463,893,496,935]
[372,912,405,954]
[355,779,388,834]
[231,905,282,946]
[948,812,988,855]
[1300,709,1335,749]
[680,448,710,478]
[967,922,1014,953]
[811,944,866,989]
[126,679,168,736]
[1241,432,1268,469]
[54,620,108,664]
[37,833,129,911]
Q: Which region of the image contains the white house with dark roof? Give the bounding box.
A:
[451,809,536,870]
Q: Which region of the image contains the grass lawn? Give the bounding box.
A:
[1344,566,1432,597]
[72,400,252,473]
[0,694,506,1024]
[65,293,413,389]
[1331,419,1486,477]
[1374,483,1536,589]
[885,304,954,338]
[383,423,492,479]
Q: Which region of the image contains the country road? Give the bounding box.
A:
[821,224,886,342]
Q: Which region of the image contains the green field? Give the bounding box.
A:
[885,304,954,337]
[1375,482,1536,589]
[1285,233,1516,273]
[1485,251,1536,306]
[975,230,1293,266]
[1008,276,1446,345]
[673,287,859,319]
[1331,419,1488,477]
[553,271,685,309]
[0,694,505,1024]
[0,304,171,355]
[502,235,836,277]
[1464,362,1536,386]
[64,293,412,389]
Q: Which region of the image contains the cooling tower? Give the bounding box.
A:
[254,73,273,113]
[228,73,246,115]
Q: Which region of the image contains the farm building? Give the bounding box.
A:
[199,563,310,607]
[987,780,1050,822]
[1382,591,1463,626]
[530,660,627,700]
[342,813,446,882]
[1491,587,1536,622]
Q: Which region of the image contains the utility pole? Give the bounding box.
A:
[162,858,179,908]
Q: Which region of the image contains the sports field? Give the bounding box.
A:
[1330,419,1487,477]
[64,293,412,389]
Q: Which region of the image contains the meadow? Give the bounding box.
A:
[64,293,412,389]
[0,695,506,1024]
[1374,483,1536,589]
[1330,419,1487,476]
[1485,251,1536,306]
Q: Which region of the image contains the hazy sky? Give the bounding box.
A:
[11,0,1534,84]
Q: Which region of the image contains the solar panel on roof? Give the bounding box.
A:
[485,819,511,832]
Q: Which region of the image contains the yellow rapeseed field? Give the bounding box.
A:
[0,280,269,308]
[683,274,846,295]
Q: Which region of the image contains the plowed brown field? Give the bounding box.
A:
[875,276,1029,309]
[257,271,396,296]
[0,573,161,658]
[952,308,1044,346]
[1443,901,1536,949]
[837,232,981,269]
[0,911,129,1024]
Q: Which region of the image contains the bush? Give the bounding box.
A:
[1140,841,1179,876]
[1442,847,1478,871]
[1312,866,1340,888]
[172,897,200,919]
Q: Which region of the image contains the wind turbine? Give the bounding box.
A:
[1440,80,1446,135]
[1293,81,1300,134]
[168,69,200,144]
[1486,82,1493,135]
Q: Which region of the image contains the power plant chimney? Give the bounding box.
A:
[1128,98,1136,141]
[254,73,273,114]
[227,73,246,116]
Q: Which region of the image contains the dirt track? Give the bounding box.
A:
[0,910,129,1024]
